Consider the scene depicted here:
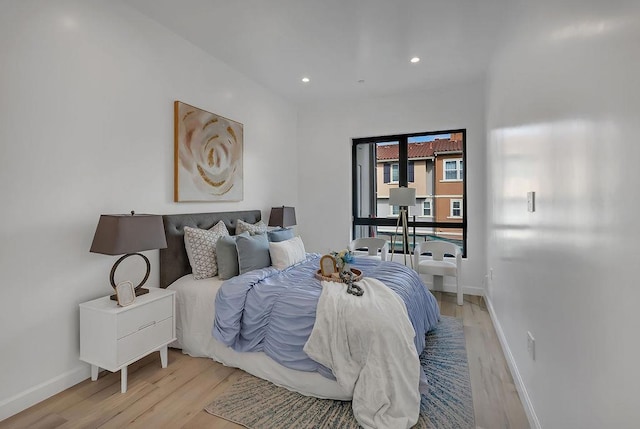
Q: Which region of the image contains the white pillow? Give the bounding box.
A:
[268,236,306,270]
[184,221,229,279]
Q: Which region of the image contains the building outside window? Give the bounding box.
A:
[391,163,399,182]
[422,200,432,216]
[444,159,463,181]
[450,199,463,218]
[352,130,466,256]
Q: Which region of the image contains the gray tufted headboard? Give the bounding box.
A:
[160,210,262,288]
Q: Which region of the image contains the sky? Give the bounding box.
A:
[377,134,451,146]
[408,134,450,143]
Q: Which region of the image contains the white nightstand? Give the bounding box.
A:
[80,287,176,393]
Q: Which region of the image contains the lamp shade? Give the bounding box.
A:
[389,187,416,207]
[90,213,167,255]
[268,206,297,228]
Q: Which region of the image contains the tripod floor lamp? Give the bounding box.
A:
[389,187,416,268]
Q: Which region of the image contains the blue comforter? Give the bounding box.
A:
[212,254,440,379]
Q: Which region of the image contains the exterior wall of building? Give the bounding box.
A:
[376,160,396,199]
[414,159,434,221]
[372,145,463,244]
[375,153,463,237]
[433,152,463,240]
[376,159,429,204]
[450,132,463,141]
[412,159,430,197]
[376,159,431,217]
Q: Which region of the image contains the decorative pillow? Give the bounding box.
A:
[268,236,306,270]
[183,221,229,279]
[267,228,295,243]
[216,232,249,280]
[236,219,268,236]
[236,233,271,274]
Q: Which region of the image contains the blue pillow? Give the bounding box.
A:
[236,233,271,274]
[267,228,294,243]
[216,232,249,280]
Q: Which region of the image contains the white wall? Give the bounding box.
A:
[297,79,486,293]
[0,0,297,419]
[486,1,640,427]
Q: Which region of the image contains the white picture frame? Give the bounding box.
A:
[115,281,135,307]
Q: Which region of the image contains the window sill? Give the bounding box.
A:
[440,179,462,183]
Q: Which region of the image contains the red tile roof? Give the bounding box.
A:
[376,138,462,161]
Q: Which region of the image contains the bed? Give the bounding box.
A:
[160,210,441,427]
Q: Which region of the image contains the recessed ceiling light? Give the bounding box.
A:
[301,77,310,83]
[410,57,420,63]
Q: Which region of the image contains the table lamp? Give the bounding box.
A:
[268,206,297,229]
[90,211,167,300]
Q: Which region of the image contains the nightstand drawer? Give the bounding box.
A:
[117,296,173,339]
[117,317,173,365]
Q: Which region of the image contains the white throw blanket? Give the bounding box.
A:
[303,278,421,429]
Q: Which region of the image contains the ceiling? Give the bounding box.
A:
[125,0,509,104]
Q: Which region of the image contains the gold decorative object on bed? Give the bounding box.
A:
[314,268,364,283]
[174,101,243,202]
[316,254,363,283]
[319,255,337,277]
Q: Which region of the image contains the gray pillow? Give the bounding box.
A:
[216,232,249,280]
[267,228,294,242]
[236,233,271,274]
[236,219,268,235]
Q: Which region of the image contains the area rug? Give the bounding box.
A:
[205,316,474,428]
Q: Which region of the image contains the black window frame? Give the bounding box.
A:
[351,128,468,257]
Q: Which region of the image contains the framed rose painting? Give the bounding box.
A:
[174,101,244,202]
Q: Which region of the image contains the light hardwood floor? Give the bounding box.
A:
[0,292,529,429]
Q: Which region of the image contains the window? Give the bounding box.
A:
[352,130,467,256]
[450,199,463,218]
[422,200,432,216]
[444,159,463,181]
[383,163,400,183]
[391,164,399,182]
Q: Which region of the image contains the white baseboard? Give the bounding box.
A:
[0,364,90,421]
[484,296,541,429]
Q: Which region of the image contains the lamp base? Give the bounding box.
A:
[390,208,413,268]
[110,286,150,301]
[108,253,152,300]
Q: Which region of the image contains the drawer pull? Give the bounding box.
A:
[138,321,156,331]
